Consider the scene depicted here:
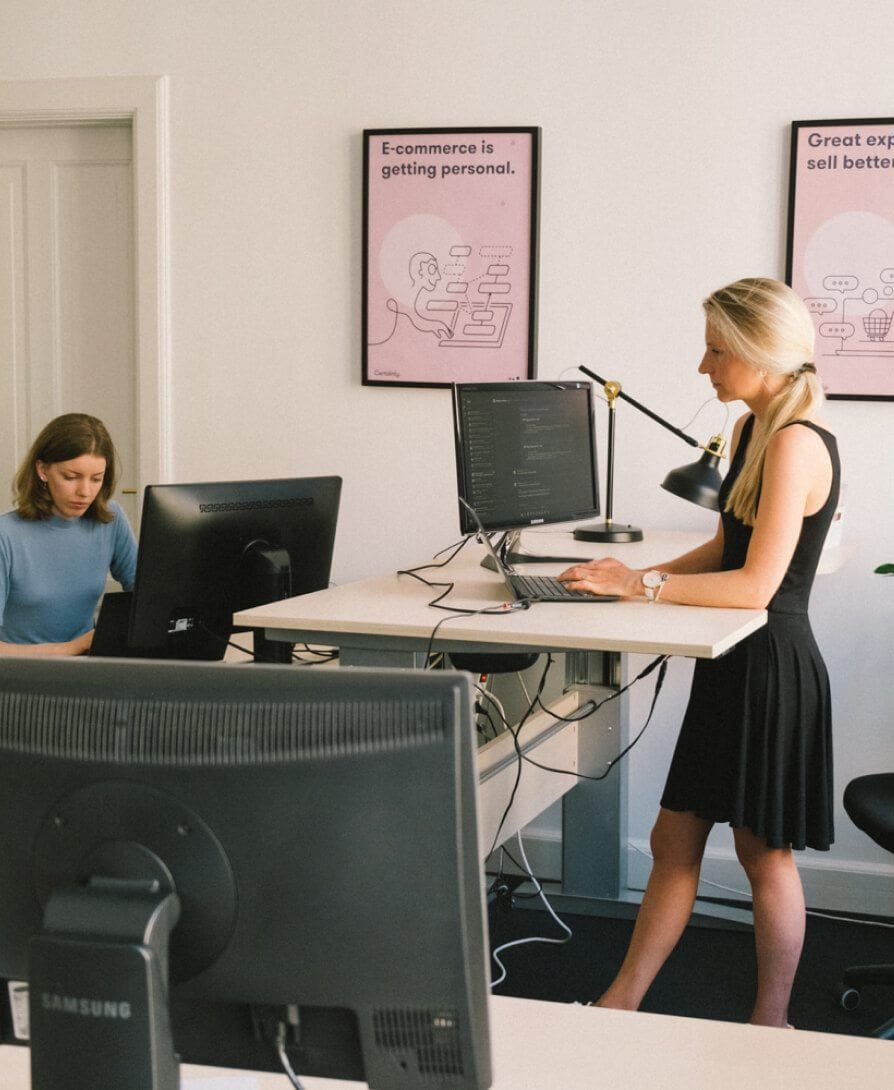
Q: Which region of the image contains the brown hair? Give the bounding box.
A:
[13,413,119,523]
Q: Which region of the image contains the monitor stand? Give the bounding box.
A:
[479,529,585,570]
[29,879,181,1090]
[239,541,295,664]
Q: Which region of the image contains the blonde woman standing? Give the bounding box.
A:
[560,278,838,1028]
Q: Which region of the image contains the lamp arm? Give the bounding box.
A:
[578,365,700,448]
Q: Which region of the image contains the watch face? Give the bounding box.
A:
[643,570,661,588]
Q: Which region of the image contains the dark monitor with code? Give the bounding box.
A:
[452,381,600,535]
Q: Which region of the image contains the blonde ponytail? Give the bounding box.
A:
[703,278,824,526]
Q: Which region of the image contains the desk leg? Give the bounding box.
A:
[560,651,631,906]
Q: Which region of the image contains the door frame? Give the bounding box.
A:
[0,75,171,490]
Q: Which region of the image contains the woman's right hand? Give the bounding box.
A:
[65,630,95,655]
[558,557,643,599]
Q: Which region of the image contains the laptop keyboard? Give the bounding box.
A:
[510,574,597,601]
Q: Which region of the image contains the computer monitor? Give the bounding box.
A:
[0,657,491,1090]
[127,476,342,662]
[452,381,600,542]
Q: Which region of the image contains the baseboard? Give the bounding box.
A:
[485,828,563,882]
[488,830,894,919]
[627,839,894,918]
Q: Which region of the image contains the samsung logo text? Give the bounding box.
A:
[41,992,132,1020]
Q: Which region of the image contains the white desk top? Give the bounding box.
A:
[236,531,766,660]
[2,995,890,1089]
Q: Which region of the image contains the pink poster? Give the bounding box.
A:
[786,117,894,400]
[362,128,540,387]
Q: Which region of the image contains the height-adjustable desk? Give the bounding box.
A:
[236,531,765,917]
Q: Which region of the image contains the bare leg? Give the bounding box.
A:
[733,827,805,1027]
[594,808,712,1010]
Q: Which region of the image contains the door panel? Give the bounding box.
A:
[0,123,137,527]
[0,163,27,499]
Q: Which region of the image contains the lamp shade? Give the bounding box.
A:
[661,449,722,511]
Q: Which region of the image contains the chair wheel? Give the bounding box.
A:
[836,983,861,1011]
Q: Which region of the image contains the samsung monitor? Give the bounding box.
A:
[127,476,342,662]
[0,657,491,1090]
[452,382,600,545]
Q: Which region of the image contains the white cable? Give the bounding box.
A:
[678,396,731,435]
[629,841,894,929]
[490,833,573,989]
[476,685,509,725]
[475,686,510,741]
[275,1023,307,1089]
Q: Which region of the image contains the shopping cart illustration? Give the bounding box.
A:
[862,309,892,342]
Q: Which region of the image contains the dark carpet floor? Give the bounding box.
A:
[487,896,893,1037]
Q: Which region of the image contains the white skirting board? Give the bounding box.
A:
[488,830,894,919]
[626,838,894,919]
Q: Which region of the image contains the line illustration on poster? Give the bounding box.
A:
[368,241,514,351]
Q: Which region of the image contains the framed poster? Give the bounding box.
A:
[362,127,540,388]
[786,117,894,400]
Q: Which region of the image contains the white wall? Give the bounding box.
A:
[2,0,891,907]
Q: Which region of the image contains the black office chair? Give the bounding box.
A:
[449,652,540,675]
[836,773,894,1039]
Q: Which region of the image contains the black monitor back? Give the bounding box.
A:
[128,476,341,659]
[0,657,491,1090]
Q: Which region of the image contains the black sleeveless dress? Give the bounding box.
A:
[660,416,839,850]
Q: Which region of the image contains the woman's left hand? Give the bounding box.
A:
[558,557,642,599]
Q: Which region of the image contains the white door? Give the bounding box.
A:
[0,122,138,526]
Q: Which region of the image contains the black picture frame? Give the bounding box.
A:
[362,127,540,388]
[786,117,894,401]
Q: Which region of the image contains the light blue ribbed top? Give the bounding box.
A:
[0,501,137,644]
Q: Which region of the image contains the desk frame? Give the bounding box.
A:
[236,533,766,919]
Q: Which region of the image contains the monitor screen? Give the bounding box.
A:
[0,657,491,1090]
[127,476,341,661]
[452,381,600,535]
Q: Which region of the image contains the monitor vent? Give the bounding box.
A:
[0,692,447,765]
[197,496,312,514]
[372,1008,465,1078]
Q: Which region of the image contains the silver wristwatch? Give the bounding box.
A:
[642,570,669,602]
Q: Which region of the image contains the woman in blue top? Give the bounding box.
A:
[0,413,137,656]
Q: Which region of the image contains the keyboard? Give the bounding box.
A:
[508,574,618,603]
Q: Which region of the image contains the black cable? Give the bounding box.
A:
[403,535,671,845]
[523,657,669,782]
[396,531,538,666]
[485,654,555,859]
[198,622,338,666]
[397,534,470,576]
[475,703,500,741]
[421,602,530,665]
[483,654,671,864]
[293,643,338,661]
[532,653,669,725]
[489,843,549,899]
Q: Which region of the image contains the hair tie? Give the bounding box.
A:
[799,362,816,375]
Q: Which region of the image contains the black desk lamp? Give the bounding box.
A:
[575,365,727,543]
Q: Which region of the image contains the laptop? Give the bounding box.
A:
[461,500,619,605]
[90,592,168,658]
[90,591,136,656]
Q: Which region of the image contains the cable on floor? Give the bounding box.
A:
[489,832,572,990]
